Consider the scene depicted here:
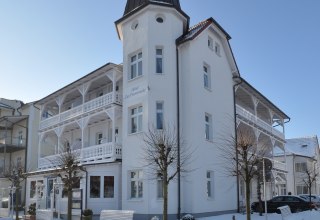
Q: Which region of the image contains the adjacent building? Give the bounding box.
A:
[275,136,320,195]
[0,99,39,217]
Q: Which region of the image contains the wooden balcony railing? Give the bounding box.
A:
[40,92,122,130]
[236,104,285,140]
[38,142,122,169]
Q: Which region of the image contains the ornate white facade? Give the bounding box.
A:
[24,1,290,219]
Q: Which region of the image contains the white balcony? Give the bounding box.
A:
[40,92,122,130]
[273,159,286,172]
[236,104,285,140]
[38,142,122,170]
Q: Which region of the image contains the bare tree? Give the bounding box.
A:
[218,127,269,220]
[301,167,319,210]
[142,124,191,220]
[4,163,27,220]
[53,146,85,220]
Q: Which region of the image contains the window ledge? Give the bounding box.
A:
[128,198,144,202]
[204,87,212,92]
[128,131,143,136]
[128,75,143,82]
[205,139,213,143]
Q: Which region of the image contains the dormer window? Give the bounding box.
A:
[301,144,308,148]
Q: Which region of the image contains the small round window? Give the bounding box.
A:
[131,20,139,30]
[156,17,164,23]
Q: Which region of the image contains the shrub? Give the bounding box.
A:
[182,214,195,220]
[27,203,36,215]
[83,209,93,216]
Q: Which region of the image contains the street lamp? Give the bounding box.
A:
[8,186,16,220]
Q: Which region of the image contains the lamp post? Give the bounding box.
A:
[262,158,268,220]
[53,180,64,220]
[9,186,16,220]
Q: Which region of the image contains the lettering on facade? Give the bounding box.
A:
[124,86,147,100]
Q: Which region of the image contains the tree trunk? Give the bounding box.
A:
[163,172,168,220]
[68,189,72,220]
[15,188,19,220]
[245,177,251,220]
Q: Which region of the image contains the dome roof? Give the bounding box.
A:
[124,0,181,15]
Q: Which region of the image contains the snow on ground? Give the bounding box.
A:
[199,210,320,220]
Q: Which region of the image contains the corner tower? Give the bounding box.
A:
[115,0,189,218]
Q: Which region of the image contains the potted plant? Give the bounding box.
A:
[82,209,93,220]
[27,203,36,220]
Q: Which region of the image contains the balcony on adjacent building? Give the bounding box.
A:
[38,142,122,170]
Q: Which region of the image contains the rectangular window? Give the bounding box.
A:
[203,65,211,89]
[30,181,36,198]
[62,178,80,198]
[295,162,307,172]
[90,176,101,198]
[130,170,143,199]
[130,52,143,80]
[205,113,212,140]
[156,48,163,74]
[130,106,143,134]
[96,132,103,145]
[207,171,214,198]
[157,172,163,198]
[156,102,164,129]
[104,176,114,198]
[18,131,23,145]
[296,185,308,194]
[208,36,213,50]
[215,42,221,56]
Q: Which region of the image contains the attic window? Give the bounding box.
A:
[301,144,308,148]
[131,20,139,30]
[156,14,165,23]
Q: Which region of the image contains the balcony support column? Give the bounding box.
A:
[105,108,116,157]
[76,117,89,155]
[55,95,66,124]
[78,83,91,112]
[54,127,63,153]
[38,132,47,168]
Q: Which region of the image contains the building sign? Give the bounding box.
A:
[124,85,147,100]
[72,189,82,210]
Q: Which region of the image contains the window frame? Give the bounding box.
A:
[215,42,221,56]
[206,170,214,198]
[129,105,143,134]
[205,113,213,141]
[129,170,143,199]
[203,64,211,90]
[208,36,213,50]
[129,51,143,80]
[156,47,163,74]
[156,101,164,130]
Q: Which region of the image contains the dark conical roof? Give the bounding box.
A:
[124,0,181,15]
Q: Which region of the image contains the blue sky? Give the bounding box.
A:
[0,0,319,139]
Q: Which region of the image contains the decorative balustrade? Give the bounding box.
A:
[273,159,286,172]
[236,104,285,140]
[38,142,122,169]
[40,92,122,130]
[0,137,26,147]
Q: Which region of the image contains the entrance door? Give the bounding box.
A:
[46,178,55,209]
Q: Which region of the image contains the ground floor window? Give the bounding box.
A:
[130,170,143,199]
[90,175,115,198]
[104,176,114,198]
[296,185,308,194]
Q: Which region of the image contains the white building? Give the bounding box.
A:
[0,99,40,217]
[25,0,289,219]
[275,136,320,195]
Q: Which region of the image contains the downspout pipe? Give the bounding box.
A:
[176,44,181,219]
[233,75,243,213]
